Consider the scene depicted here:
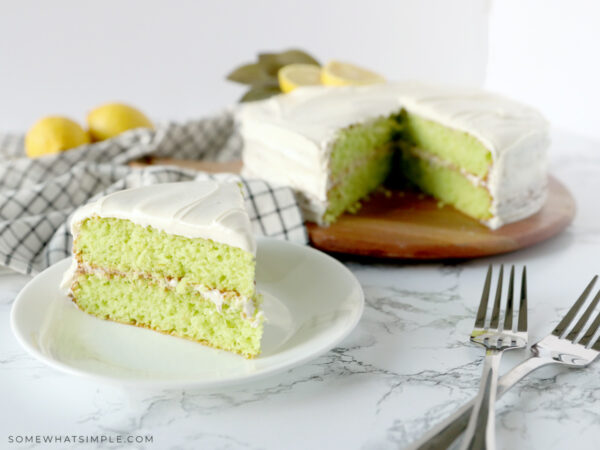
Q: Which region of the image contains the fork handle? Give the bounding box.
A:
[407,356,549,450]
[459,349,502,450]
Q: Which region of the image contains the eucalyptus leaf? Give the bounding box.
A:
[276,49,320,66]
[240,85,282,102]
[258,49,320,76]
[257,78,281,89]
[226,63,274,86]
[227,48,320,101]
[258,53,285,77]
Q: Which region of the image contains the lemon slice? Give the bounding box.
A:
[278,64,322,93]
[321,60,385,86]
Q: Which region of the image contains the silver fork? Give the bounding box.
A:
[460,265,528,450]
[409,274,600,450]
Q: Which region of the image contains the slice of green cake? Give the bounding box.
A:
[62,181,264,358]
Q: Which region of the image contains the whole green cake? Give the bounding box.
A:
[240,82,549,229]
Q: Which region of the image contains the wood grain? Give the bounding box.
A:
[134,158,575,259]
[130,157,243,174]
[307,177,575,259]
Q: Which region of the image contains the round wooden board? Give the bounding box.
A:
[307,176,575,259]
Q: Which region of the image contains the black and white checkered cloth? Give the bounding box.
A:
[0,111,307,275]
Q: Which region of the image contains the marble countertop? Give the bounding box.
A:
[2,129,599,450]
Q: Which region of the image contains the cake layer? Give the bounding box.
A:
[70,181,256,254]
[401,111,492,178]
[72,272,264,358]
[74,217,256,297]
[329,115,401,178]
[324,145,394,224]
[398,145,493,221]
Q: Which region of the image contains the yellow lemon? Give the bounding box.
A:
[87,103,153,141]
[25,116,90,158]
[321,60,385,87]
[278,64,322,93]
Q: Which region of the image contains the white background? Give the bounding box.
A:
[486,0,600,140]
[1,0,599,139]
[1,0,489,131]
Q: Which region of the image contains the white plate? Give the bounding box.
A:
[10,238,364,390]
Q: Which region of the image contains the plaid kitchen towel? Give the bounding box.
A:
[0,111,307,275]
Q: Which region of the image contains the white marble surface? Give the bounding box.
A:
[1,129,599,449]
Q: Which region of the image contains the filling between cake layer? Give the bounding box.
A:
[68,261,262,326]
[398,144,493,221]
[71,271,263,358]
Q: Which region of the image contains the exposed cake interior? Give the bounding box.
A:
[398,145,493,221]
[76,217,256,297]
[323,115,400,224]
[72,272,262,357]
[400,111,492,178]
[397,110,495,221]
[70,216,263,358]
[323,109,496,224]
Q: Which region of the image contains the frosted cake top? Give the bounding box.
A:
[70,181,256,254]
[238,81,549,159]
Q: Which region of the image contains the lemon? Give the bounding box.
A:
[25,116,90,158]
[321,60,385,87]
[278,64,322,93]
[87,103,153,141]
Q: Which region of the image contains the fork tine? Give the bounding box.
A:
[503,266,515,330]
[581,309,600,349]
[474,265,493,328]
[592,318,600,350]
[552,275,598,337]
[517,266,528,332]
[566,289,600,343]
[489,265,504,329]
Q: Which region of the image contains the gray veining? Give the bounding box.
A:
[1,129,599,449]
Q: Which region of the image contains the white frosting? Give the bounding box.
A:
[70,181,256,254]
[193,286,262,328]
[60,258,78,291]
[239,82,549,228]
[240,85,402,222]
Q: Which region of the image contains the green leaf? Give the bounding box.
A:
[258,49,320,77]
[240,85,282,102]
[226,49,320,86]
[275,49,320,66]
[257,53,285,77]
[226,63,275,86]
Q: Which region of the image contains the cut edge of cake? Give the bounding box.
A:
[62,181,265,358]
